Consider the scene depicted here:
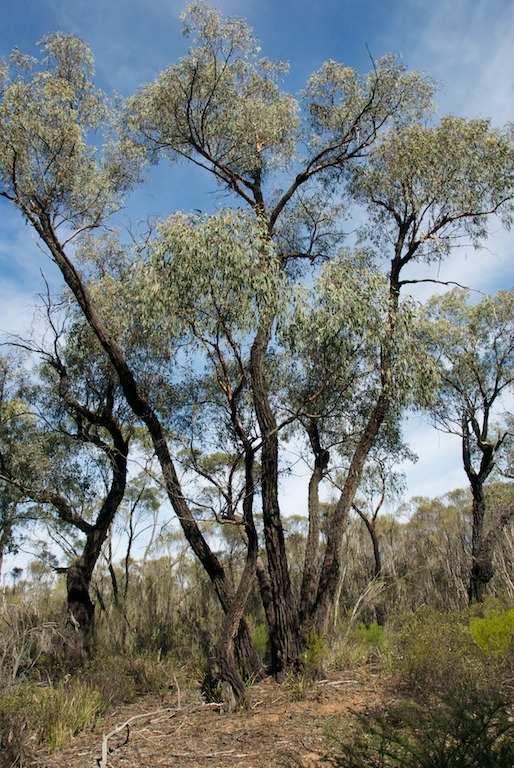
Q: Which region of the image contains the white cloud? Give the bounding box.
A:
[386,0,514,125]
[401,416,466,500]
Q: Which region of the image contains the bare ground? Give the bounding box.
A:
[27,670,387,768]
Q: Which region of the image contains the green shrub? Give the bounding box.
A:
[389,607,481,697]
[326,694,514,767]
[252,623,269,659]
[330,618,387,671]
[356,621,386,652]
[301,630,328,676]
[470,608,514,660]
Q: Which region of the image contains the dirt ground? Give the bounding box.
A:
[27,670,386,768]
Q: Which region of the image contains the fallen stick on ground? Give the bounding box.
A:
[98,708,174,768]
[97,702,221,767]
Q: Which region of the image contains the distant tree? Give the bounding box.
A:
[424,288,514,602]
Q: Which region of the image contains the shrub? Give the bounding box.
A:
[301,630,328,676]
[389,607,481,698]
[326,694,514,767]
[0,690,32,768]
[252,623,269,659]
[330,618,388,671]
[356,621,386,652]
[470,608,514,660]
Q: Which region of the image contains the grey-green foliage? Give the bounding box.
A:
[282,248,438,441]
[0,357,36,569]
[123,2,299,182]
[303,54,435,159]
[352,117,514,259]
[423,287,514,465]
[122,1,435,208]
[139,209,286,339]
[0,33,125,232]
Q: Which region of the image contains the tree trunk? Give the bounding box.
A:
[64,557,95,663]
[468,479,493,603]
[353,505,386,625]
[311,258,401,632]
[312,392,390,630]
[463,418,496,605]
[299,419,329,636]
[215,443,263,707]
[215,551,257,709]
[250,327,300,673]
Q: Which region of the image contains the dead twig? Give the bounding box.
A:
[315,679,359,686]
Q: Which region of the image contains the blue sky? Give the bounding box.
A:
[1,0,514,512]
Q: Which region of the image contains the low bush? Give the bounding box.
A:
[330,619,388,671]
[326,693,514,767]
[356,621,386,652]
[470,606,514,660]
[324,604,514,767]
[388,607,482,698]
[301,630,329,677]
[0,689,32,768]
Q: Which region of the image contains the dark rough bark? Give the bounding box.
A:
[462,417,497,604]
[312,392,390,630]
[299,419,329,635]
[215,434,262,707]
[215,550,257,708]
[468,478,491,603]
[65,558,96,662]
[250,327,300,673]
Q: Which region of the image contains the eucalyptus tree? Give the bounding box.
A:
[423,288,514,603]
[121,1,437,670]
[1,5,514,699]
[0,30,263,698]
[0,315,135,661]
[0,357,34,578]
[281,115,514,629]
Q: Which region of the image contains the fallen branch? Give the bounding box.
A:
[315,679,359,686]
[97,702,221,767]
[98,708,173,768]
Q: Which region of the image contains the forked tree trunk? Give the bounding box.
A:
[298,419,329,637]
[312,392,390,631]
[463,417,496,604]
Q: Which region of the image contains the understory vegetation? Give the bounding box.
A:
[2,490,514,765]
